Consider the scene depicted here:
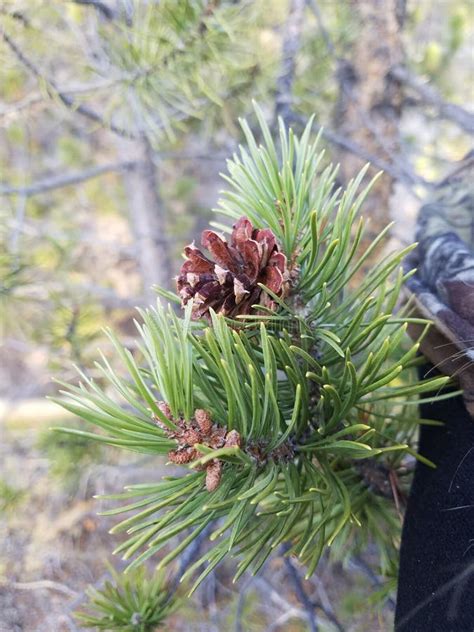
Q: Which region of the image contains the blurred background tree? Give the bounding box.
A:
[0,1,472,630]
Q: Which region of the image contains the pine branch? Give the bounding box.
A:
[0,161,137,197]
[0,28,137,139]
[75,566,177,630]
[53,106,453,596]
[390,64,474,133]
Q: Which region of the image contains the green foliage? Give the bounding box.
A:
[54,107,451,592]
[76,565,177,631]
[95,0,276,140]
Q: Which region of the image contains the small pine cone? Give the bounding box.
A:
[208,426,227,449]
[224,429,241,448]
[157,401,172,419]
[194,409,213,436]
[154,401,177,435]
[182,428,202,446]
[205,459,222,492]
[168,447,197,465]
[176,216,290,320]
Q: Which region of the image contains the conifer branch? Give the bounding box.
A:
[0,28,137,139]
[53,105,453,595]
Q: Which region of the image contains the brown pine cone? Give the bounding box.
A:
[194,409,213,436]
[205,459,223,492]
[168,447,198,465]
[224,429,242,448]
[177,216,290,320]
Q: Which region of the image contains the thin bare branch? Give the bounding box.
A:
[254,576,307,626]
[2,580,78,599]
[0,79,129,123]
[10,281,143,310]
[234,577,255,632]
[168,524,213,595]
[0,8,31,27]
[281,546,347,632]
[287,110,428,191]
[282,551,319,632]
[390,65,474,134]
[0,161,136,197]
[80,285,144,309]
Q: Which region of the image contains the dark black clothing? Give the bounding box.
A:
[395,383,474,631]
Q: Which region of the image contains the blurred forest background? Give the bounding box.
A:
[0,1,473,630]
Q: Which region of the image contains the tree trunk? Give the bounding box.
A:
[117,135,172,304]
[334,0,405,242]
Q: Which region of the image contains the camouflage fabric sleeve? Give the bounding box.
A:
[404,151,474,416]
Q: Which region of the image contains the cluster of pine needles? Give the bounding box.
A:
[54,106,452,615]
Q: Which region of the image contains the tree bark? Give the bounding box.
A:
[334,0,405,240]
[117,135,172,304]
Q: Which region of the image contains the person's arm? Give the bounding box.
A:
[395,152,474,631]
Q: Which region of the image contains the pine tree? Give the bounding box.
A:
[53,105,451,606]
